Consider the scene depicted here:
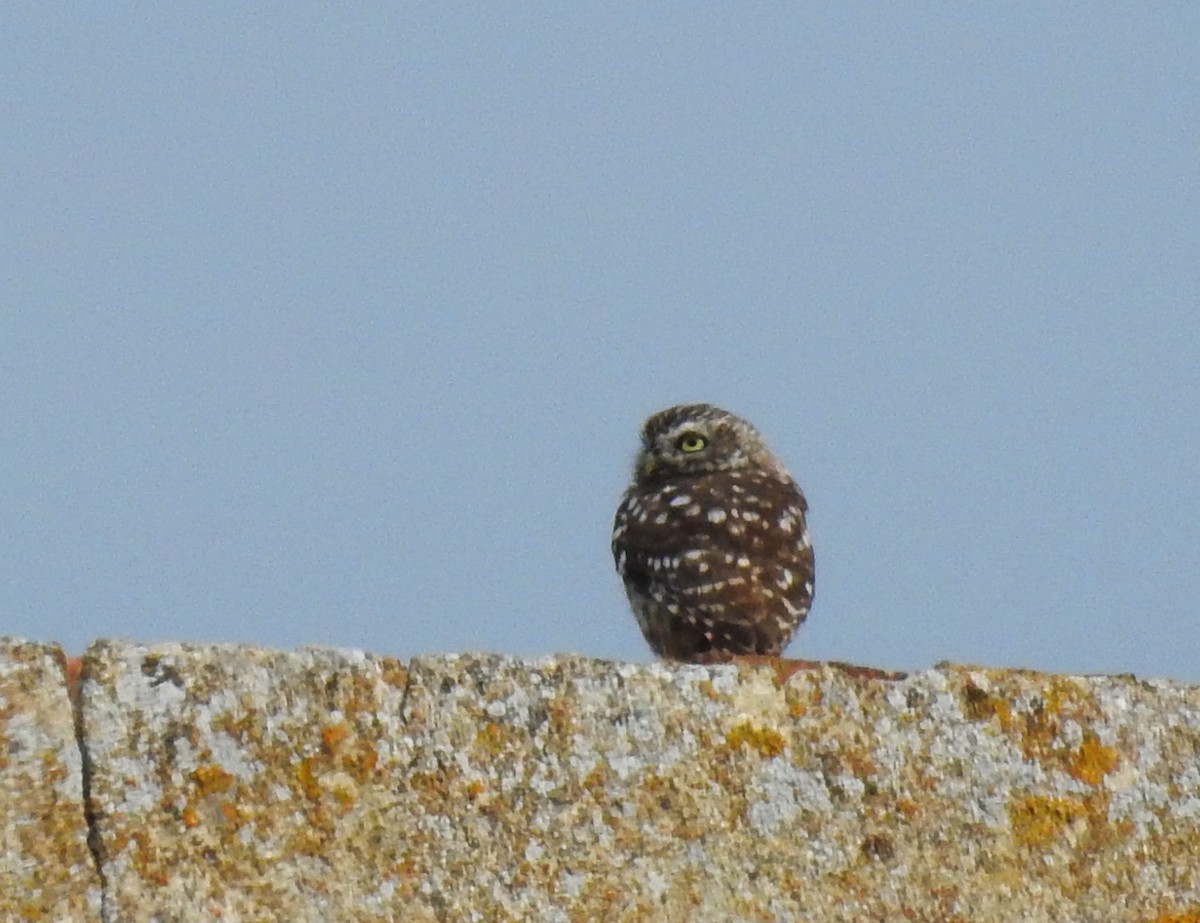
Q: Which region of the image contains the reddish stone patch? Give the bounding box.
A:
[62,655,83,707]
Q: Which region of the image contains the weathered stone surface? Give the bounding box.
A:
[0,638,101,921]
[80,641,1200,922]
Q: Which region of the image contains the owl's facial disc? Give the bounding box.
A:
[636,421,745,480]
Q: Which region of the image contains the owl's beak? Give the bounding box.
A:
[639,456,657,479]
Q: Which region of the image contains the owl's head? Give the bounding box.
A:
[631,403,787,483]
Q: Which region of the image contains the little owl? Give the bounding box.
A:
[612,404,814,662]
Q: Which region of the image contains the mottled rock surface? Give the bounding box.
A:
[76,641,1200,922]
[0,639,101,921]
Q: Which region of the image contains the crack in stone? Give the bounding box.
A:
[65,652,111,923]
[396,656,417,723]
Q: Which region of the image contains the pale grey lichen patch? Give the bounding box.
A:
[746,758,833,834]
[204,730,260,779]
[3,709,83,799]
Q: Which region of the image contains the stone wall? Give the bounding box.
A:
[2,637,1199,921]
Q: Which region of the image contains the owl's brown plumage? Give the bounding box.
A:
[612,404,814,662]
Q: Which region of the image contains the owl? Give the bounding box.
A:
[612,404,814,662]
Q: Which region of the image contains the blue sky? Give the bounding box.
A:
[3,5,1198,681]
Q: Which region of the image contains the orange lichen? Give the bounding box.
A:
[39,751,68,786]
[389,854,425,880]
[129,828,171,885]
[1066,730,1119,786]
[296,755,323,801]
[190,764,235,795]
[473,721,514,757]
[547,697,578,736]
[379,659,408,689]
[321,722,350,753]
[17,902,48,921]
[783,682,819,719]
[406,768,456,799]
[341,740,379,779]
[328,780,357,812]
[1008,794,1088,849]
[582,762,611,792]
[841,748,879,782]
[212,710,262,747]
[220,801,246,825]
[724,721,786,759]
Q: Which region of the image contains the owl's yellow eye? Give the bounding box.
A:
[676,433,707,453]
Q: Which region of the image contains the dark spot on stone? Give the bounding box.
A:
[141,655,184,689]
[964,682,988,707]
[861,834,894,862]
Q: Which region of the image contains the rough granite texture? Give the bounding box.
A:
[0,639,101,921]
[72,640,1200,923]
